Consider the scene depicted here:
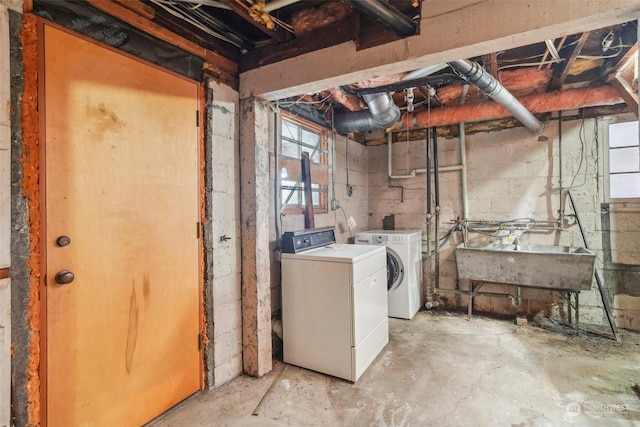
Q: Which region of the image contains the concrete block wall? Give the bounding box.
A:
[208,81,243,386]
[368,118,640,330]
[269,132,369,315]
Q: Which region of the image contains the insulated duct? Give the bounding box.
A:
[448,59,545,134]
[334,92,400,134]
[347,0,416,37]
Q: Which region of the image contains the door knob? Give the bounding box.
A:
[55,270,75,285]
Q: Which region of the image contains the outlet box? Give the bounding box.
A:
[330,200,340,210]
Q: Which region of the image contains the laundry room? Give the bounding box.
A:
[3,1,640,426]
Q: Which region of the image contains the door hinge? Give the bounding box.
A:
[196,110,200,127]
[198,333,204,351]
[197,222,201,238]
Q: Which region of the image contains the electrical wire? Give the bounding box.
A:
[566,110,589,189]
[339,206,354,239]
[497,59,564,71]
[277,91,336,107]
[149,0,245,47]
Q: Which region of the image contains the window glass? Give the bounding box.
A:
[610,173,640,199]
[279,115,328,212]
[608,121,640,199]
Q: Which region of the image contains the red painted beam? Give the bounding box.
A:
[400,85,623,129]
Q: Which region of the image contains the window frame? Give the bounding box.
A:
[278,113,330,214]
[601,117,640,204]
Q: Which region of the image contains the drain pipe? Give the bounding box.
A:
[335,92,400,134]
[425,129,435,308]
[459,85,470,220]
[448,59,545,134]
[432,126,441,291]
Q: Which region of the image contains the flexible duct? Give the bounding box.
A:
[448,59,545,134]
[334,92,400,134]
[347,0,416,37]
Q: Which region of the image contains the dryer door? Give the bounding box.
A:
[386,247,405,291]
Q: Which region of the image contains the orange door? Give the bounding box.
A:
[44,25,201,426]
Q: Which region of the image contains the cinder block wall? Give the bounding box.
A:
[269,133,369,315]
[208,81,243,386]
[368,118,640,331]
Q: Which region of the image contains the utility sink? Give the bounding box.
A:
[455,242,596,291]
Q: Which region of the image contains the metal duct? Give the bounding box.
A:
[347,0,416,37]
[448,59,545,134]
[334,92,400,134]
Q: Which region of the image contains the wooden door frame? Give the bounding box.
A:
[24,17,207,426]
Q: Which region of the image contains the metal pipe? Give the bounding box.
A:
[401,64,449,81]
[558,111,564,228]
[263,0,301,12]
[438,288,516,300]
[425,129,434,308]
[339,74,465,96]
[567,191,620,341]
[448,59,545,134]
[433,127,441,290]
[347,0,416,37]
[335,92,400,134]
[459,85,470,220]
[274,109,282,242]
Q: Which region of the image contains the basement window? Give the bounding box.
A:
[279,114,329,213]
[608,120,640,199]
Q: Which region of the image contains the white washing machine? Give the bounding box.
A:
[281,227,388,382]
[355,230,422,320]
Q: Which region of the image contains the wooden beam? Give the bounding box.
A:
[611,74,639,118]
[548,32,590,90]
[403,84,623,129]
[239,18,355,72]
[113,0,155,20]
[482,53,499,79]
[84,0,238,80]
[219,0,286,43]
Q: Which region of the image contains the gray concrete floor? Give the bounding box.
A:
[149,311,640,427]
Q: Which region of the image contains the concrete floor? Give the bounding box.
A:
[150,311,640,427]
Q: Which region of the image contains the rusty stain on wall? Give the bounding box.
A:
[20,13,41,426]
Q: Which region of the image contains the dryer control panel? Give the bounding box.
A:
[281,227,336,253]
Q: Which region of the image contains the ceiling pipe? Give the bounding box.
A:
[334,64,449,135]
[334,92,400,134]
[347,0,416,37]
[340,74,466,96]
[448,59,545,134]
[262,0,301,12]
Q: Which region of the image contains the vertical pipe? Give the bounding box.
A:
[433,126,441,290]
[274,109,282,241]
[425,129,434,306]
[459,85,470,220]
[387,131,393,177]
[558,111,563,227]
[330,108,337,206]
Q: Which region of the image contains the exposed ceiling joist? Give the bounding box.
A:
[113,0,155,20]
[548,32,590,91]
[219,0,287,42]
[399,85,622,129]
